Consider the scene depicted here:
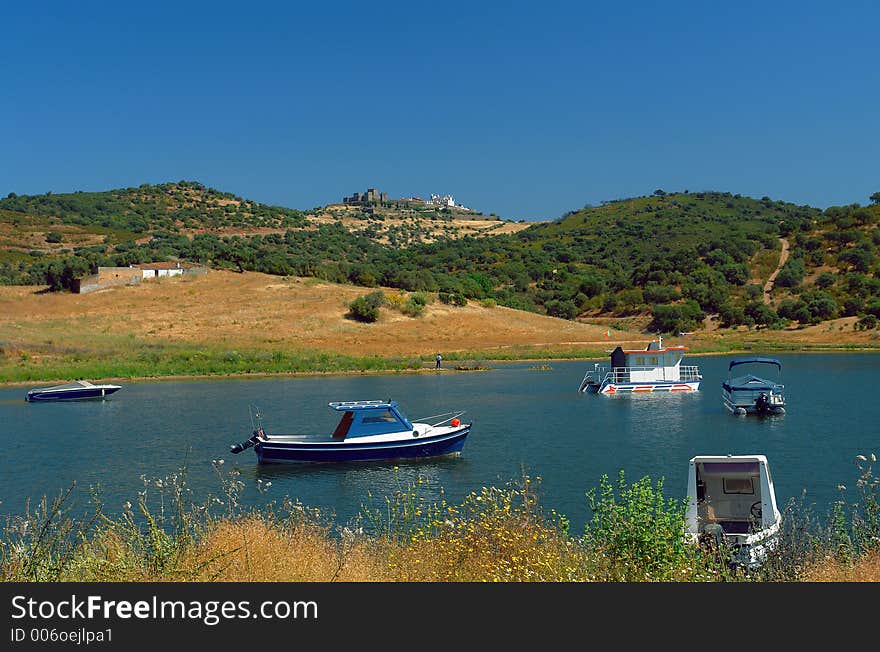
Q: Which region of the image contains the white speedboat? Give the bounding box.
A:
[25,380,122,402]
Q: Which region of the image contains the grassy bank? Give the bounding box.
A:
[0,341,432,384]
[2,456,877,582]
[0,343,606,385]
[5,337,880,386]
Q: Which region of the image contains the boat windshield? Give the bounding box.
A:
[328,402,413,439]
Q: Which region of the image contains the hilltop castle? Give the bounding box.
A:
[340,187,471,212]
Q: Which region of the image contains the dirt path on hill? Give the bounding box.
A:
[763,238,790,304]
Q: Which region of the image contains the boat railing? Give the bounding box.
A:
[580,364,702,388]
[413,410,467,427]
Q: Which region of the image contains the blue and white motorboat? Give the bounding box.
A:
[578,336,702,394]
[685,454,782,570]
[721,358,786,415]
[25,380,122,402]
[230,400,471,464]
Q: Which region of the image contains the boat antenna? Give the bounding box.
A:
[249,403,263,431]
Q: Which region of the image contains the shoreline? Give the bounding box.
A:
[3,344,878,388]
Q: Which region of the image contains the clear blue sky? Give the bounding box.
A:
[2,1,878,221]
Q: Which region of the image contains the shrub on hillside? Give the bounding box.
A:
[544,299,578,319]
[439,291,467,306]
[348,291,386,323]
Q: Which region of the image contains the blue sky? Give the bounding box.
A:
[2,1,878,221]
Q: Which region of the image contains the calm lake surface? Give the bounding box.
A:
[1,353,878,533]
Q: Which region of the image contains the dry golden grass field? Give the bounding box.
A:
[0,270,650,380]
[0,269,646,362]
[1,268,878,386]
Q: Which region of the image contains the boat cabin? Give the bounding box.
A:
[329,400,413,440]
[610,336,692,383]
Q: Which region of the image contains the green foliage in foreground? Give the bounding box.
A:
[585,471,696,581]
[1,454,877,582]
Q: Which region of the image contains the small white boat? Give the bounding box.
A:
[685,454,782,570]
[721,358,786,415]
[578,335,701,394]
[25,380,122,402]
[230,400,471,464]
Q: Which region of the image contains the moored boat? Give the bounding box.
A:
[685,454,782,570]
[578,336,701,394]
[721,358,786,415]
[25,380,122,402]
[230,400,471,464]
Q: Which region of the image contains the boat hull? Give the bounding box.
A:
[589,380,701,394]
[254,426,471,464]
[26,387,121,402]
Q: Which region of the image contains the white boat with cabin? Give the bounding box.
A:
[685,454,782,570]
[578,336,701,394]
[229,400,471,464]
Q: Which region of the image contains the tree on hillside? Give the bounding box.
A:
[870,191,880,205]
[774,257,805,288]
[44,256,92,292]
[648,300,704,334]
[745,302,780,329]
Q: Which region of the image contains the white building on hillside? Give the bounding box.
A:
[428,193,456,207]
[426,193,472,210]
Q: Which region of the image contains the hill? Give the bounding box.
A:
[3,183,880,340]
[0,180,531,260]
[0,269,643,383]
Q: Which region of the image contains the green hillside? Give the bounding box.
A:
[2,183,880,334]
[0,180,307,234]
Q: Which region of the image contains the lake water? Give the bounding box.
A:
[1,353,877,533]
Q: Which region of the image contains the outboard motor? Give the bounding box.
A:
[755,392,770,414]
[230,429,263,454]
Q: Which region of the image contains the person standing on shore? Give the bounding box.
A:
[435,354,442,369]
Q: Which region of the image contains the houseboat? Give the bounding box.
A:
[578,336,702,394]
